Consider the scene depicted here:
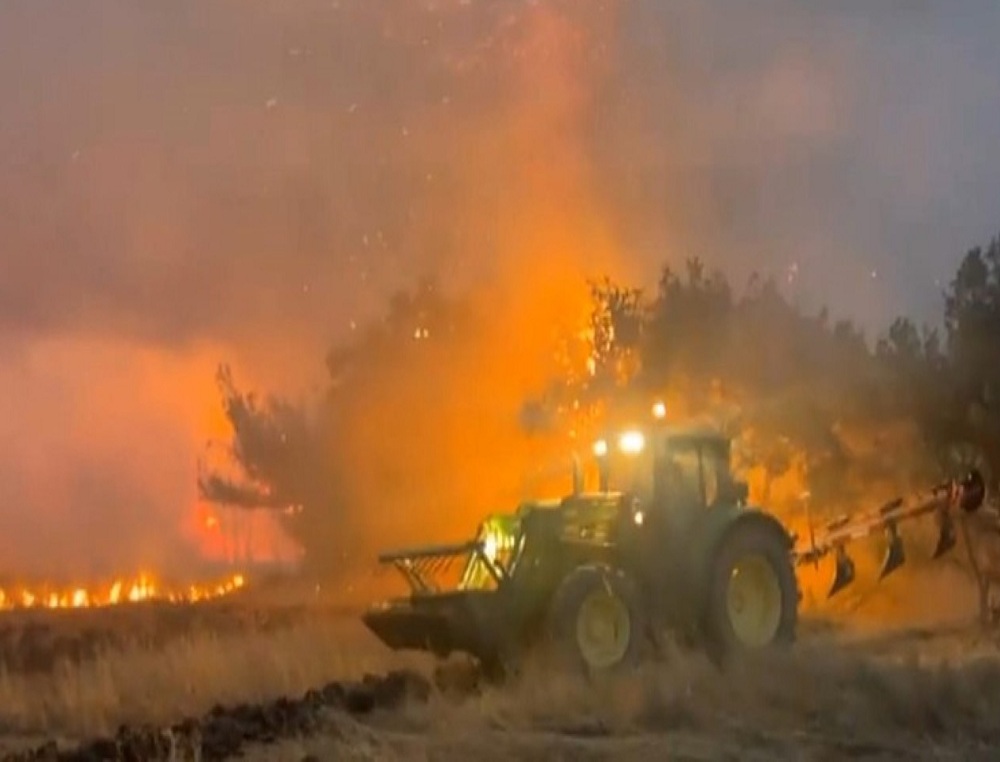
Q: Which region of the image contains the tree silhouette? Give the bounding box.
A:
[202,233,1000,573]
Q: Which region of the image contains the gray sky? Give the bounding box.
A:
[600,1,1000,326]
[3,1,998,350]
[1,0,999,575]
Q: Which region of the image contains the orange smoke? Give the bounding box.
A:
[0,334,297,579]
[326,4,634,557]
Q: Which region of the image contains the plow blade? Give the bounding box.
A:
[878,527,905,580]
[932,514,957,559]
[828,548,856,597]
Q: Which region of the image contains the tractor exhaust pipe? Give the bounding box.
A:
[572,455,583,496]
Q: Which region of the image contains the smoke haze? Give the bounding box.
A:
[2,0,1000,576]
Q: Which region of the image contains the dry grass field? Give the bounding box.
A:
[2,569,1000,760]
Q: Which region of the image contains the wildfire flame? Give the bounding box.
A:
[0,573,246,611]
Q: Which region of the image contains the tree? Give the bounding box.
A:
[199,278,477,576]
[198,365,346,572]
[201,231,1000,579]
[937,236,1000,486]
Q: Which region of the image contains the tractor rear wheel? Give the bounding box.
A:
[702,518,798,663]
[546,565,645,676]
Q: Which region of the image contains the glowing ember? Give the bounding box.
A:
[0,573,246,611]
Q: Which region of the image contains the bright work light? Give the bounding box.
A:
[618,430,645,454]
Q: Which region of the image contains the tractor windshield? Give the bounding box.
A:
[655,438,731,510]
[590,428,740,516]
[657,443,704,508]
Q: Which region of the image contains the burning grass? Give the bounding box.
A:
[0,573,246,611]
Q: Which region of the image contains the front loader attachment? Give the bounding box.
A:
[363,591,502,660]
[794,469,986,598]
[362,518,523,664]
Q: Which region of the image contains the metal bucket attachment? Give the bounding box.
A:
[932,513,956,559]
[828,546,856,597]
[363,602,456,654]
[879,523,905,580]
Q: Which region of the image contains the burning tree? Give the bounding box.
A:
[198,279,490,577]
[201,235,1000,587]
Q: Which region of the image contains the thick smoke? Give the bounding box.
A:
[1,1,1000,577]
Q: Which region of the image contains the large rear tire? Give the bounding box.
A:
[702,517,798,664]
[546,565,646,677]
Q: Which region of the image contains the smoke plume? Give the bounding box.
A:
[2,1,1000,577]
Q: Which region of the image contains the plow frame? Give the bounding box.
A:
[791,469,987,598]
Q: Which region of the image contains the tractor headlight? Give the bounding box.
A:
[482,533,499,563]
[652,401,666,419]
[593,438,609,457]
[633,510,644,526]
[618,430,645,454]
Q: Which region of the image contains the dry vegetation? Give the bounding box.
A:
[0,597,424,756]
[3,571,1000,760]
[0,618,385,738]
[244,622,1000,761]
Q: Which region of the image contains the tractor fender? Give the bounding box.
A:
[678,508,795,622]
[691,506,794,564]
[716,508,795,551]
[692,507,799,661]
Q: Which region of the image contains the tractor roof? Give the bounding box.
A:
[660,423,730,446]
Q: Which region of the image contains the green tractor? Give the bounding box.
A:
[362,409,987,677]
[363,415,800,675]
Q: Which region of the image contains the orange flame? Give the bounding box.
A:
[0,573,246,611]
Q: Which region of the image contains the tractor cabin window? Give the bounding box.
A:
[656,440,724,510]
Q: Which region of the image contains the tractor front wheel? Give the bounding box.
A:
[702,518,798,663]
[547,565,646,677]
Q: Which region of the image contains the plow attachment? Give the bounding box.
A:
[794,469,987,598]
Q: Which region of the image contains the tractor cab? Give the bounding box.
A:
[591,417,750,530]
